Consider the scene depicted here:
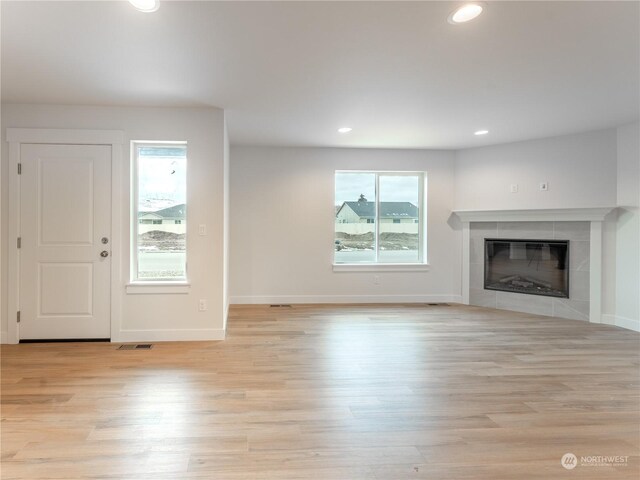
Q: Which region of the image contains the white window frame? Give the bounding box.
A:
[129,141,189,287]
[333,170,429,271]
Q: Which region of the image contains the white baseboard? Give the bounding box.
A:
[116,328,225,343]
[224,299,230,330]
[601,313,639,332]
[229,294,463,305]
[600,313,616,325]
[613,315,640,332]
[0,330,8,344]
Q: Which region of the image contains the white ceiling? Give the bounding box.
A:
[1,1,638,148]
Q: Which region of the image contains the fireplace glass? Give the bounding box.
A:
[484,239,569,298]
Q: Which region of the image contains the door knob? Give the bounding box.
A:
[100,250,109,258]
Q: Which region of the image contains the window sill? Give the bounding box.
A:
[332,263,430,272]
[126,282,191,295]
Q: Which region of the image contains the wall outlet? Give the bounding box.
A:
[510,184,519,193]
[198,224,207,236]
[374,275,381,285]
[539,182,549,191]
[198,299,208,311]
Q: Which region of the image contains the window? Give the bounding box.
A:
[335,171,425,264]
[132,142,187,281]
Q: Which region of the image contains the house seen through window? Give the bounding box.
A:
[334,171,425,264]
[132,142,187,281]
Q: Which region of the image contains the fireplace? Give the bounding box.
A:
[484,239,569,298]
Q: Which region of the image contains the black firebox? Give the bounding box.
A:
[484,239,569,298]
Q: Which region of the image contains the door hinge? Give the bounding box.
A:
[17,163,22,175]
[17,237,21,249]
[17,311,21,323]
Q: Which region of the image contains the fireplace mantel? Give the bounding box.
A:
[453,207,616,324]
[453,207,616,223]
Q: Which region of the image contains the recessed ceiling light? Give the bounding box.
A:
[448,3,484,24]
[338,127,353,134]
[129,0,160,13]
[474,129,489,136]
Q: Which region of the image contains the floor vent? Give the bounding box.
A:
[270,304,292,308]
[118,344,153,350]
[427,303,450,306]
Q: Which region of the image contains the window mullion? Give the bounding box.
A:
[422,173,427,264]
[418,173,424,263]
[375,173,380,263]
[132,146,140,281]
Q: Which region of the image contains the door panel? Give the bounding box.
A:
[39,263,93,315]
[20,144,111,340]
[39,158,94,245]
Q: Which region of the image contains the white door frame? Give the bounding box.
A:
[6,128,123,344]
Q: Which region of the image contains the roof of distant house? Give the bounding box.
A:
[337,201,418,219]
[139,204,186,219]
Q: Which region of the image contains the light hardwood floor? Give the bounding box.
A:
[1,304,639,479]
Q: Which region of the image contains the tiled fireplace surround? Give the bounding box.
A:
[454,208,615,323]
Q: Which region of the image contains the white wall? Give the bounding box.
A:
[1,104,227,342]
[454,129,618,210]
[613,122,640,331]
[229,147,461,303]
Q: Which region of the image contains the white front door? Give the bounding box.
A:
[19,144,112,340]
